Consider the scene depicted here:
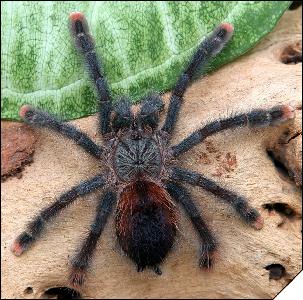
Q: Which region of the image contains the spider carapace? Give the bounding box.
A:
[12,11,295,288]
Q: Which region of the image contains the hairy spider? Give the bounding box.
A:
[12,12,295,288]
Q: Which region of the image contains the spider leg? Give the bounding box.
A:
[11,174,107,256]
[162,23,234,135]
[169,167,264,230]
[165,181,217,269]
[172,105,295,157]
[70,12,112,136]
[69,190,116,288]
[20,105,103,159]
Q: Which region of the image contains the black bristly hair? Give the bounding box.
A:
[70,190,117,287]
[171,105,294,157]
[69,12,112,135]
[111,97,133,132]
[162,23,233,135]
[12,12,295,290]
[139,93,164,129]
[168,167,264,229]
[19,105,104,158]
[12,175,106,256]
[165,182,217,268]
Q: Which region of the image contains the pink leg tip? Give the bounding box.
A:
[253,216,264,230]
[199,250,218,270]
[19,105,32,118]
[11,240,24,256]
[69,268,86,289]
[281,105,295,120]
[221,23,234,33]
[69,11,85,22]
[268,210,276,216]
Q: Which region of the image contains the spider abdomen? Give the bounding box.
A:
[114,137,162,182]
[115,181,177,271]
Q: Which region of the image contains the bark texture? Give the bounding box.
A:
[1,7,302,299]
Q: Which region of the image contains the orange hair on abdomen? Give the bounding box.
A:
[115,181,178,270]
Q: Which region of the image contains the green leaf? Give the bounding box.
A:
[1,1,290,120]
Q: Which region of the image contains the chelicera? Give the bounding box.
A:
[11,12,295,288]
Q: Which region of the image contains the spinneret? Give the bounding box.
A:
[12,11,295,289]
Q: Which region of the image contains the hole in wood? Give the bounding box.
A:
[265,264,286,280]
[289,1,302,10]
[262,202,297,219]
[24,287,33,295]
[266,150,291,179]
[280,41,302,64]
[42,287,81,299]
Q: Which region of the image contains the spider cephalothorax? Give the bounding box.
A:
[12,12,295,288]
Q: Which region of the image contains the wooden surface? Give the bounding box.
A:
[1,8,302,299]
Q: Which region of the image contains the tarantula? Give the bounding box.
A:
[12,12,295,287]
